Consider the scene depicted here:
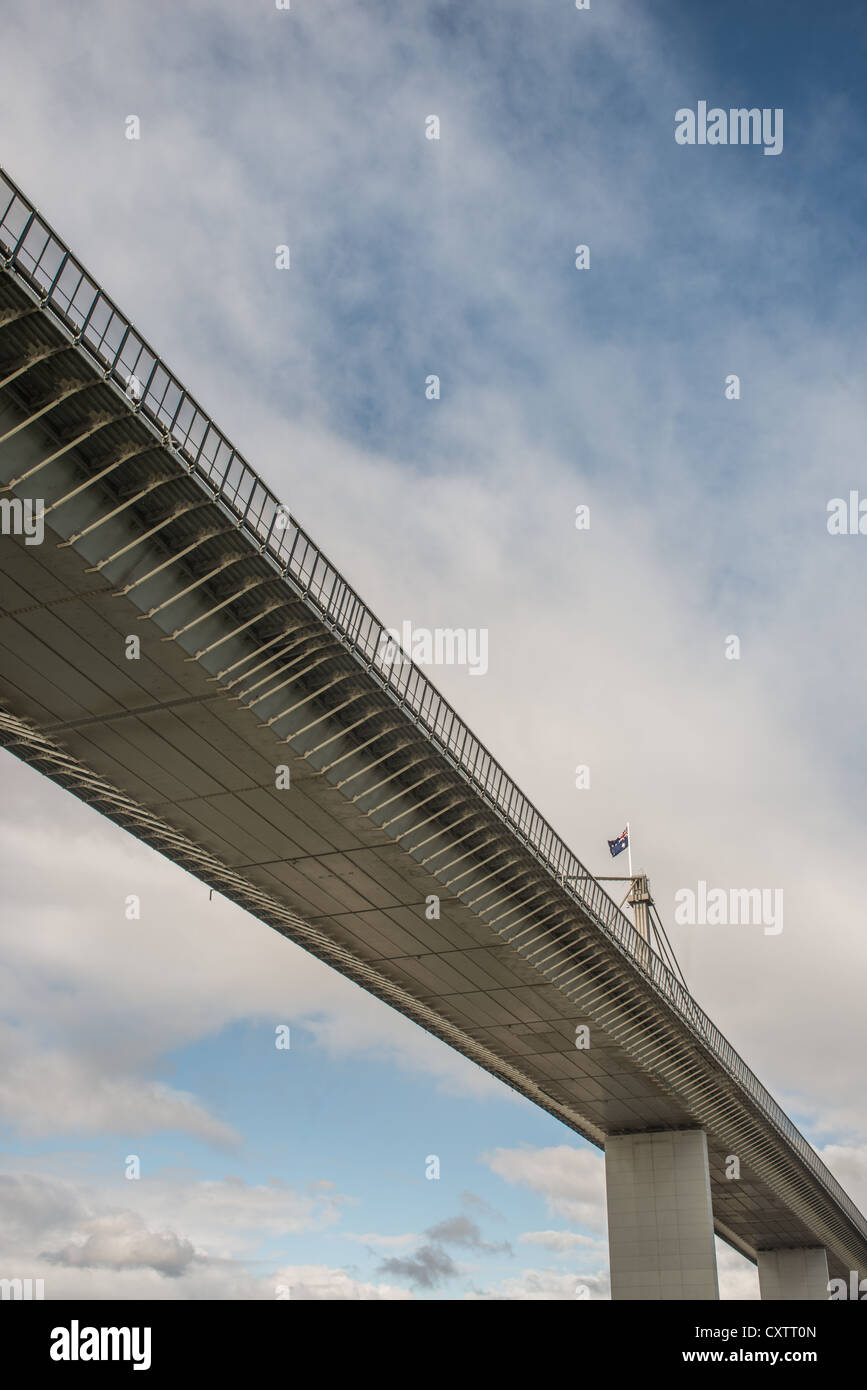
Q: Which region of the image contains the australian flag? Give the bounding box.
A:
[607,827,629,858]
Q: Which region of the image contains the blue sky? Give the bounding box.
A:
[1,0,866,1299]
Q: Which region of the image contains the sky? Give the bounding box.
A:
[1,0,866,1300]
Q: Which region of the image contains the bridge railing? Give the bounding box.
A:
[3,166,865,1243]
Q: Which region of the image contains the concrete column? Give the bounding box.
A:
[605,1129,719,1300]
[757,1248,829,1301]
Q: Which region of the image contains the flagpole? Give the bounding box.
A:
[627,821,632,878]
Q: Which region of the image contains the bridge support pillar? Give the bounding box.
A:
[757,1248,829,1300]
[605,1129,719,1300]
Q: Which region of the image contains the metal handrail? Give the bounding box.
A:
[2,165,865,1242]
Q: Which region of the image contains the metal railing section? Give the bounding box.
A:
[1,166,864,1242]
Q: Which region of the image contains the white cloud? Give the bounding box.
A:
[818,1143,867,1212]
[0,1168,404,1300]
[268,1265,413,1301]
[48,1212,194,1277]
[483,1145,606,1231]
[466,1267,610,1301]
[715,1240,759,1301]
[0,1023,237,1145]
[519,1230,605,1254]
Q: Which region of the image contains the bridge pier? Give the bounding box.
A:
[757,1248,829,1300]
[605,1129,719,1300]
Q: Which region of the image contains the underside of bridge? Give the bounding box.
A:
[1,190,866,1294]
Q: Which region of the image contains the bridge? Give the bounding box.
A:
[1,165,864,1301]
